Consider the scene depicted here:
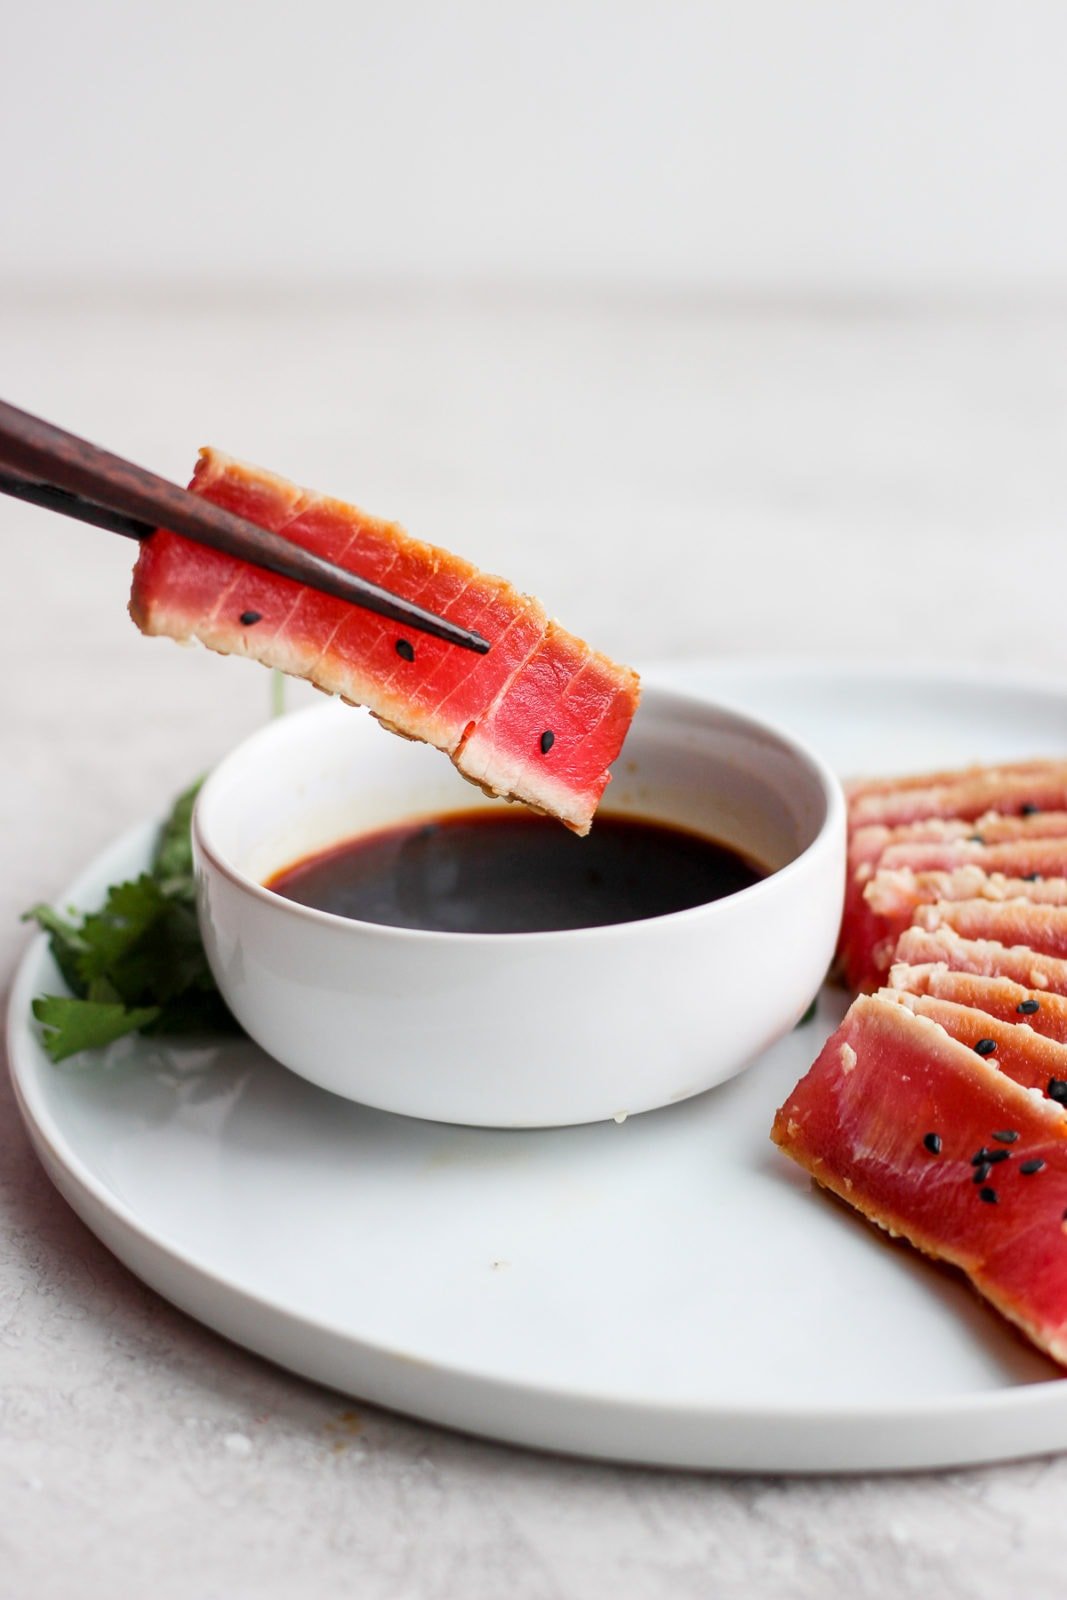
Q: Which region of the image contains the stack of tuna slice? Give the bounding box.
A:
[774,757,1067,1366]
[131,449,640,836]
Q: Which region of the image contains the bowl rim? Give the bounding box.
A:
[192,682,846,948]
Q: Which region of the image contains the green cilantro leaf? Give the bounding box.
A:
[21,903,91,995]
[24,776,242,1063]
[151,777,201,896]
[75,875,169,983]
[31,996,162,1063]
[146,990,239,1036]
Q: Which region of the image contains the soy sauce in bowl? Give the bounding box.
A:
[265,809,765,934]
[194,686,844,1122]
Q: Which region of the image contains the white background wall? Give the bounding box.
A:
[5,0,1067,294]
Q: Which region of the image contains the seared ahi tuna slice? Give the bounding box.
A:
[848,813,1067,887]
[871,841,1067,896]
[888,965,1067,1045]
[849,819,979,879]
[844,814,1067,928]
[838,829,1067,992]
[878,838,1067,878]
[878,989,1067,1098]
[838,820,975,992]
[934,810,1067,845]
[844,811,1067,907]
[772,994,1067,1366]
[848,767,1067,831]
[453,623,639,826]
[841,821,962,964]
[839,835,1067,989]
[869,868,1067,920]
[130,449,640,834]
[893,925,1067,994]
[846,759,1062,806]
[917,899,1067,960]
[842,868,1067,993]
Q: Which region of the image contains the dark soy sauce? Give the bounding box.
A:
[266,810,765,934]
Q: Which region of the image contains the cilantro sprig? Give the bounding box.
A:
[24,780,240,1063]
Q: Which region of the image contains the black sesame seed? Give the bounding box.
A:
[540,730,555,755]
[1017,999,1041,1015]
[1049,1078,1067,1104]
[974,1037,998,1057]
[992,1129,1020,1143]
[923,1132,942,1155]
[1020,1158,1046,1175]
[1021,803,1041,816]
[239,610,262,626]
[395,639,415,662]
[973,1163,992,1183]
[979,1186,998,1203]
[1022,872,1043,883]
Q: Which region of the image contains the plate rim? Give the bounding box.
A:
[10,656,1067,1470]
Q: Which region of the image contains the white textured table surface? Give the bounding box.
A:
[4,291,1067,1599]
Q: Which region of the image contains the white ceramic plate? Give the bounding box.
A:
[9,660,1067,1473]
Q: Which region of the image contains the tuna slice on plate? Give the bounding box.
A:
[892,925,1067,994]
[868,868,1067,922]
[849,813,1067,881]
[771,994,1067,1366]
[858,834,1067,883]
[837,820,979,992]
[888,965,1067,1046]
[842,868,1067,993]
[845,759,1066,807]
[837,830,1067,992]
[877,988,1067,1099]
[916,899,1067,960]
[847,765,1067,831]
[843,814,1067,933]
[130,449,640,835]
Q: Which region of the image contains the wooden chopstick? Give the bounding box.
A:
[0,400,491,655]
[0,465,155,541]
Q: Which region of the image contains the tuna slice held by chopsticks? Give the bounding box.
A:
[130,449,640,835]
[772,994,1067,1366]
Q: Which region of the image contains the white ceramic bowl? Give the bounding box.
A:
[192,687,845,1127]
